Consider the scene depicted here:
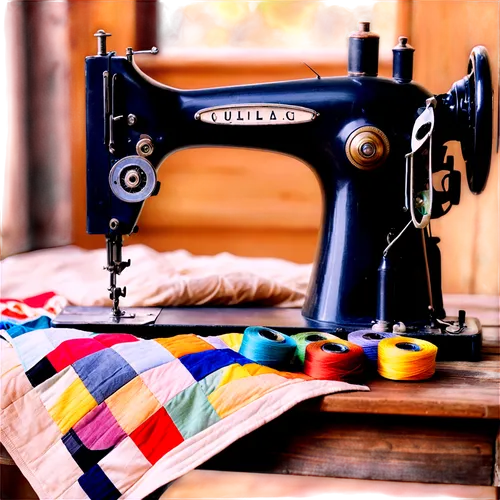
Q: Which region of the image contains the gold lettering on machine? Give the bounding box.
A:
[195,104,319,125]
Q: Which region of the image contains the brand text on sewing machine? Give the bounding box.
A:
[195,104,318,125]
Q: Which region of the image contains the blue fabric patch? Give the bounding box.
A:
[73,349,137,404]
[78,464,121,500]
[0,316,52,338]
[25,356,57,387]
[62,429,113,473]
[180,348,253,382]
[112,339,175,374]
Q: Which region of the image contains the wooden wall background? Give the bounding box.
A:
[64,0,498,295]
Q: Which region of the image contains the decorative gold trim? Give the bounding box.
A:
[345,125,390,170]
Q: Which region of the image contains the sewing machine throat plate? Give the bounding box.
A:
[54,306,162,326]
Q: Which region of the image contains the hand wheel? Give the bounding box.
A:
[455,46,493,194]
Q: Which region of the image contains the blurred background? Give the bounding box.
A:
[1,0,498,296]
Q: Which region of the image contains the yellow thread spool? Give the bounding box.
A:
[378,336,438,381]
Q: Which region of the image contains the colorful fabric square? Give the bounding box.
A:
[48,376,98,434]
[73,348,137,404]
[73,403,126,451]
[78,465,121,500]
[199,363,279,397]
[180,348,253,382]
[45,328,93,349]
[7,328,55,372]
[202,335,231,350]
[130,407,184,464]
[164,383,220,439]
[5,327,93,374]
[155,334,214,358]
[197,365,226,396]
[47,338,107,372]
[111,339,175,374]
[105,375,161,435]
[93,333,139,348]
[62,429,113,472]
[140,359,196,405]
[98,437,152,496]
[25,356,57,387]
[28,437,83,499]
[218,332,244,351]
[208,372,300,418]
[36,365,79,409]
[218,362,273,388]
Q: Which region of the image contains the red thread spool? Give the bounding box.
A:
[303,339,366,382]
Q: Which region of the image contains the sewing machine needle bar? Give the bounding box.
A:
[104,235,131,320]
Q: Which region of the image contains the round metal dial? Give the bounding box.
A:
[109,156,157,203]
[345,125,390,170]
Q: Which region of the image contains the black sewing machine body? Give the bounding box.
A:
[55,24,493,361]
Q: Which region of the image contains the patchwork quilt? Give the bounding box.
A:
[1,315,367,500]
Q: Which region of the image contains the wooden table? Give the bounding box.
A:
[200,298,500,488]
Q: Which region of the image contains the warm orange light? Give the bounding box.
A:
[171,1,397,47]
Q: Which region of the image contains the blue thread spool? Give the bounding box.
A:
[239,326,297,370]
[348,329,396,365]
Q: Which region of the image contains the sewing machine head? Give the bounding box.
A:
[83,22,492,335]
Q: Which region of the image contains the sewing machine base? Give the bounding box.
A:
[53,307,482,361]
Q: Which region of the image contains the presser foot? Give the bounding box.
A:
[105,234,132,320]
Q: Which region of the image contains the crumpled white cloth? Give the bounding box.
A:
[0,245,312,308]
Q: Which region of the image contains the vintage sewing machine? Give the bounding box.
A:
[55,23,493,360]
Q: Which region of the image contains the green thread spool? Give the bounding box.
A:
[292,331,341,365]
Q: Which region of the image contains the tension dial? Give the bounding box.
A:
[109,156,157,203]
[345,125,390,170]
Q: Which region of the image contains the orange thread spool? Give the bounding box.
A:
[303,339,366,382]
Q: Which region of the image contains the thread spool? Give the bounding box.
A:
[348,330,396,365]
[239,326,296,369]
[292,332,341,365]
[378,336,438,381]
[303,339,366,382]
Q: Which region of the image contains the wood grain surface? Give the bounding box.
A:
[201,412,497,485]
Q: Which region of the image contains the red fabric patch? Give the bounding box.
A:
[130,407,184,465]
[47,338,107,372]
[94,334,140,348]
[22,292,57,308]
[1,309,26,320]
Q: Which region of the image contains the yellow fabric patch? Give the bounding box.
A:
[218,363,252,388]
[48,377,97,434]
[218,333,244,352]
[208,373,299,419]
[106,376,161,434]
[155,334,214,358]
[217,362,276,390]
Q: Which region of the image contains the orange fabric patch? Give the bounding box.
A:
[208,373,300,419]
[154,335,214,358]
[106,376,161,435]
